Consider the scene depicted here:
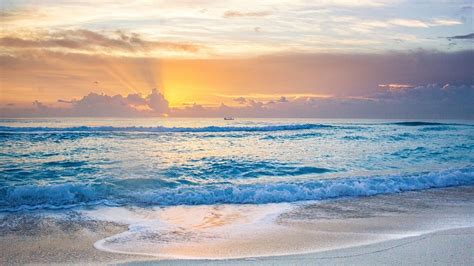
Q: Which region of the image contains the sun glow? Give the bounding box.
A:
[162,85,196,107]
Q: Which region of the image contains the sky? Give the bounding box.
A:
[0,0,473,118]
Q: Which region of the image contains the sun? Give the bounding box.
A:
[163,85,192,107]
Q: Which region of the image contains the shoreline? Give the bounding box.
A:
[2,219,472,265]
[128,226,474,265]
[1,186,473,264]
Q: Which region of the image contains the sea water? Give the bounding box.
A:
[1,118,473,212]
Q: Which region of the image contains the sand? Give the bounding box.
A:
[124,227,474,265]
[1,186,473,265]
[3,221,472,265]
[0,212,138,265]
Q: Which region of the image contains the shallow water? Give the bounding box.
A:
[85,187,473,259]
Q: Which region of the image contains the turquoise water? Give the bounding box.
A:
[1,118,473,212]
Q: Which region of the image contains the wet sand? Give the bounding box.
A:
[0,212,140,264]
[1,186,473,264]
[124,227,474,265]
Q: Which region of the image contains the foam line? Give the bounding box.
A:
[2,167,473,212]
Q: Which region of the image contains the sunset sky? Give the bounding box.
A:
[0,0,473,118]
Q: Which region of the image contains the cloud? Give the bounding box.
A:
[277,96,289,103]
[388,19,429,28]
[2,89,169,117]
[372,84,474,118]
[67,89,168,116]
[2,1,472,56]
[220,93,332,100]
[223,10,271,18]
[170,84,474,119]
[233,97,247,104]
[0,29,202,53]
[5,83,473,119]
[385,18,462,28]
[146,88,169,113]
[447,33,474,40]
[1,50,473,107]
[431,19,462,26]
[126,93,148,106]
[378,84,414,90]
[67,93,143,116]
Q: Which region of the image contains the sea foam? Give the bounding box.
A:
[2,167,473,212]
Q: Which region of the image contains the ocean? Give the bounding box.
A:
[1,118,474,259]
[1,118,473,211]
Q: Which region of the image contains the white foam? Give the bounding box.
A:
[91,187,474,260]
[91,203,292,259]
[2,167,473,211]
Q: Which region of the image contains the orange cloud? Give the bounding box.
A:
[0,29,203,54]
[3,84,472,119]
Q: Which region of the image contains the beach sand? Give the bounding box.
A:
[1,186,473,265]
[125,227,474,265]
[0,212,137,265]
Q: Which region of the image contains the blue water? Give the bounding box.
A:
[1,118,473,212]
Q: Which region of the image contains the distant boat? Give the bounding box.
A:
[224,117,234,120]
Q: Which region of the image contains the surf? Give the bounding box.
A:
[2,167,473,212]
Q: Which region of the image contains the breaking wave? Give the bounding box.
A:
[1,167,473,212]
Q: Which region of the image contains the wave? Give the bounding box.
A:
[2,122,469,135]
[1,167,473,212]
[261,132,325,140]
[0,124,333,134]
[342,135,368,141]
[163,157,334,180]
[388,121,460,126]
